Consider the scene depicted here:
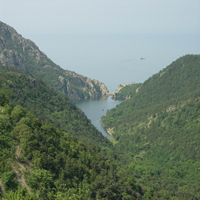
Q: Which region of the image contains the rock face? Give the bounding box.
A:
[115,82,137,94]
[115,83,129,93]
[112,82,138,100]
[0,21,109,99]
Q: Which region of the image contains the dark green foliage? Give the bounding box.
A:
[2,171,18,191]
[0,66,111,151]
[102,54,200,199]
[0,94,143,199]
[0,91,9,106]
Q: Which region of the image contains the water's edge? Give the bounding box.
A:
[75,96,122,138]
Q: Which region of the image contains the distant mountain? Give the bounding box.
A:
[0,21,108,99]
[101,54,200,199]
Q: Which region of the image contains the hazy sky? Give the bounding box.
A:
[1,0,200,36]
[1,0,200,91]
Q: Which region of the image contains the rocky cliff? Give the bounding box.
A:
[0,21,109,99]
[113,82,139,100]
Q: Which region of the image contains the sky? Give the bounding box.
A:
[1,0,200,35]
[1,0,200,92]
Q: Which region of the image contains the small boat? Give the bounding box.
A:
[140,57,145,60]
[102,109,104,111]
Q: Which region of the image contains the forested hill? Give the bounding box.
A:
[0,91,143,199]
[0,21,108,99]
[103,54,200,126]
[113,83,141,100]
[101,54,200,199]
[0,66,112,152]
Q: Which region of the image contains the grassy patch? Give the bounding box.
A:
[108,137,119,145]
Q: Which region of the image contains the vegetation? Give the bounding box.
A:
[114,83,141,100]
[102,54,200,199]
[0,91,143,199]
[1,20,200,199]
[0,66,111,152]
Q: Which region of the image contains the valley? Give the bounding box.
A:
[0,20,200,199]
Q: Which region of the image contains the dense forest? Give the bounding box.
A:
[0,91,143,199]
[101,54,200,199]
[0,66,112,153]
[1,54,200,199]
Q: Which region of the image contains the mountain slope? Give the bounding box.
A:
[102,54,200,129]
[101,54,200,199]
[0,91,143,199]
[113,82,141,100]
[0,21,108,99]
[0,66,112,152]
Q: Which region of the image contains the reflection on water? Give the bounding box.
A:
[75,96,122,138]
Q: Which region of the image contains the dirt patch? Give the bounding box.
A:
[166,106,177,113]
[107,127,114,136]
[8,159,31,194]
[136,87,140,93]
[0,178,5,193]
[15,145,32,168]
[7,145,32,193]
[147,116,157,127]
[15,145,20,159]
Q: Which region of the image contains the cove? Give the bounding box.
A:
[75,96,122,138]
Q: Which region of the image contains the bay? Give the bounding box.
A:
[29,33,200,137]
[75,96,122,138]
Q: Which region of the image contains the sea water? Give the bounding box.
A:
[75,96,122,138]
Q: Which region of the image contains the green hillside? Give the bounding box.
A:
[0,66,112,152]
[102,55,200,129]
[114,83,141,100]
[101,54,200,199]
[0,91,143,199]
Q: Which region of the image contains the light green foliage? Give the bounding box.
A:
[52,188,91,200]
[3,187,38,200]
[26,169,53,190]
[11,106,27,123]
